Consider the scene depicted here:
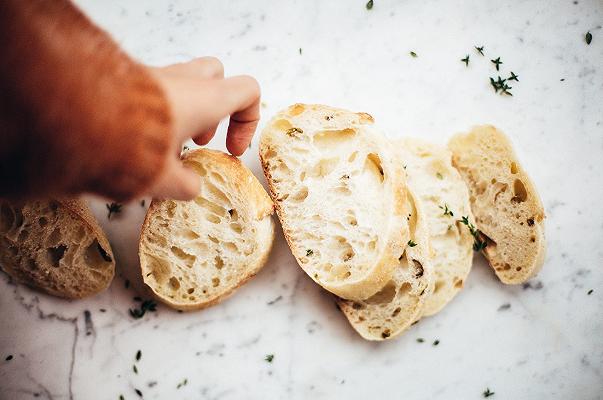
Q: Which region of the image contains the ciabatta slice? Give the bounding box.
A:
[259,104,408,301]
[448,125,546,284]
[398,139,474,316]
[139,149,275,311]
[0,199,115,299]
[337,187,433,340]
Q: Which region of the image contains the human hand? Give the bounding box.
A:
[148,57,260,200]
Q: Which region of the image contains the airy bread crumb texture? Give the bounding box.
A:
[338,187,434,340]
[448,125,546,284]
[259,103,408,301]
[0,199,115,299]
[139,149,275,310]
[398,139,474,317]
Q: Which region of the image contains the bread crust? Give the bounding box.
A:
[138,148,275,311]
[259,104,408,301]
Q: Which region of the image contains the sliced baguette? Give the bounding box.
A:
[259,104,408,301]
[0,198,115,299]
[139,149,275,311]
[337,186,433,340]
[398,139,474,316]
[448,125,546,284]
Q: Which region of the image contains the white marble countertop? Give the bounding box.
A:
[1,1,602,399]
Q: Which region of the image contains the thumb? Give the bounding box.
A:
[150,158,200,201]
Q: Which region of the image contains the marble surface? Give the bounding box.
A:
[1,0,603,399]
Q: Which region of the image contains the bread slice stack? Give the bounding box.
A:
[260,105,546,340]
[0,199,115,299]
[139,149,275,310]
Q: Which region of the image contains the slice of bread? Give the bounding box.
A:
[337,186,433,340]
[0,198,115,299]
[448,125,546,284]
[259,104,409,301]
[398,139,474,316]
[139,149,275,311]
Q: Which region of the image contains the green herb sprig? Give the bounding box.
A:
[490,57,502,71]
[483,388,495,397]
[460,216,487,251]
[129,299,157,319]
[475,45,485,55]
[106,203,123,220]
[439,204,454,217]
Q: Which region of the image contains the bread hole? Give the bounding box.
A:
[214,256,224,269]
[510,162,518,174]
[291,187,309,202]
[434,280,445,294]
[313,128,356,149]
[516,267,522,271]
[263,147,277,160]
[96,243,113,262]
[476,181,487,195]
[170,246,196,266]
[364,153,385,183]
[186,161,207,177]
[210,172,226,184]
[352,302,364,310]
[330,264,351,280]
[84,239,113,267]
[368,240,376,251]
[205,182,230,204]
[511,179,528,203]
[230,223,243,234]
[398,282,411,296]
[146,256,171,283]
[38,217,48,227]
[392,307,402,317]
[195,197,227,217]
[187,288,194,294]
[181,229,200,240]
[503,263,511,271]
[18,229,29,241]
[357,316,365,322]
[412,260,424,278]
[381,329,391,339]
[530,236,536,242]
[169,276,180,290]
[491,178,497,184]
[342,249,355,262]
[348,151,359,163]
[365,281,397,305]
[206,214,221,224]
[165,201,177,218]
[334,186,352,195]
[346,215,358,226]
[527,217,535,226]
[311,157,339,177]
[212,277,220,287]
[208,235,219,244]
[493,182,509,202]
[224,242,238,252]
[47,245,67,268]
[274,118,293,131]
[0,203,15,232]
[454,279,463,288]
